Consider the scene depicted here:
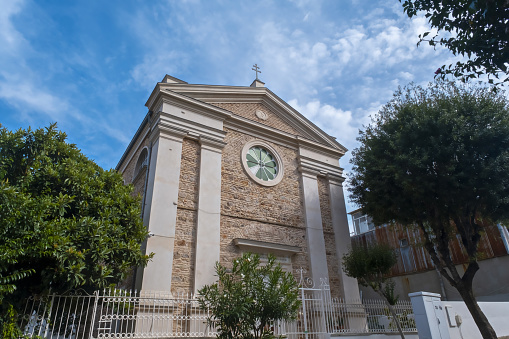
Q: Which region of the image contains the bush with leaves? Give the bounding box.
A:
[0,124,151,334]
[342,243,406,339]
[198,253,300,339]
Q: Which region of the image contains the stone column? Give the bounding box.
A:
[193,136,226,294]
[300,170,329,285]
[328,175,361,300]
[138,124,186,292]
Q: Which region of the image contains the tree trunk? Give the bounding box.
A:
[457,285,498,339]
[386,302,405,339]
[375,290,405,339]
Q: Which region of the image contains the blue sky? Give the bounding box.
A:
[1,0,460,215]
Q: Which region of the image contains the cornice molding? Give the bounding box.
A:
[147,81,347,153]
[199,135,227,153]
[149,121,187,144]
[298,155,344,180]
[327,173,346,186]
[297,138,345,158]
[225,115,346,160]
[148,111,228,147]
[225,116,299,150]
[120,78,349,175]
[148,88,232,122]
[233,238,301,256]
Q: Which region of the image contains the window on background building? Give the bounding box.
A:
[498,224,509,254]
[399,238,415,272]
[351,211,375,235]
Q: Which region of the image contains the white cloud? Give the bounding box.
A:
[0,79,68,120]
[0,0,27,55]
[288,99,366,152]
[0,0,132,148]
[131,53,182,88]
[0,0,68,121]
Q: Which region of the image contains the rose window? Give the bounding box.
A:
[246,146,278,181]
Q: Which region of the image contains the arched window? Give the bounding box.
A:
[133,148,149,181]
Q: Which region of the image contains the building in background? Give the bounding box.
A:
[117,74,360,299]
[350,212,509,301]
[349,208,375,235]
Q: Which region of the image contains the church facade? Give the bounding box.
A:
[117,74,359,299]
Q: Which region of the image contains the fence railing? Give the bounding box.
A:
[19,288,416,339]
[20,289,216,339]
[326,298,416,334]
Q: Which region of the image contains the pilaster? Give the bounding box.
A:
[327,174,361,299]
[193,136,226,294]
[139,124,186,292]
[299,167,329,285]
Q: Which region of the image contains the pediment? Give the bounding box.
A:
[145,75,347,154]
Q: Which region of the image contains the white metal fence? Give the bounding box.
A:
[19,281,416,338]
[20,289,215,339]
[273,273,416,338]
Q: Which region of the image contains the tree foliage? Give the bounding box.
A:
[349,81,509,339]
[0,124,151,308]
[342,244,405,339]
[401,0,509,84]
[343,244,398,303]
[198,253,300,339]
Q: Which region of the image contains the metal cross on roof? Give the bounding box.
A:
[252,64,261,80]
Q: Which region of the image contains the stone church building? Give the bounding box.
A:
[116,74,360,299]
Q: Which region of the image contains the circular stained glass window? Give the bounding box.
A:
[241,141,284,187]
[246,146,278,181]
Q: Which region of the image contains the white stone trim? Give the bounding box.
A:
[146,85,232,121]
[301,173,329,283]
[145,81,346,152]
[199,135,227,153]
[241,140,284,187]
[194,142,223,293]
[298,154,344,181]
[139,134,184,292]
[150,82,346,151]
[328,178,361,300]
[233,238,301,256]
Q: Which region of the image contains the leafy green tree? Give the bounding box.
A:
[342,243,405,339]
[401,0,509,84]
[0,124,151,325]
[349,81,509,339]
[198,253,300,339]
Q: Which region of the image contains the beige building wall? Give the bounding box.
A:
[116,76,358,299]
[219,128,309,274]
[172,139,200,294]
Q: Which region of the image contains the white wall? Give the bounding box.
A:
[444,301,509,339]
[360,256,509,302]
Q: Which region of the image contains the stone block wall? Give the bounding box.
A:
[220,216,309,273]
[172,138,200,294]
[219,128,309,277]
